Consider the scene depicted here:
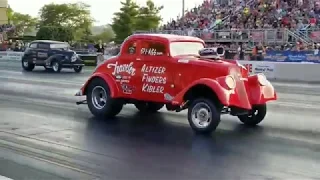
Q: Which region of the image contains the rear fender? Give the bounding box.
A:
[81,72,120,98]
[171,78,231,106]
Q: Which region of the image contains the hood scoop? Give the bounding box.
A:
[198,47,225,61]
[199,55,223,61]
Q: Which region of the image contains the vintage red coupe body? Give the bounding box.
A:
[75,34,277,134]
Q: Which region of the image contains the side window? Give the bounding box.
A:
[126,41,137,55]
[29,43,37,48]
[38,43,50,49]
[140,41,165,56]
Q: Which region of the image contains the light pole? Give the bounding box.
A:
[182,0,185,18]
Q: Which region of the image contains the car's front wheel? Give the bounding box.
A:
[51,60,62,73]
[74,66,83,73]
[87,78,123,118]
[238,104,267,126]
[187,98,221,134]
[22,58,35,71]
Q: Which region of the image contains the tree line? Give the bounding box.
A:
[7,0,162,43]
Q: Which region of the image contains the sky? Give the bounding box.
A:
[8,0,204,26]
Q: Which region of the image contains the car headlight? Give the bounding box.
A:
[225,75,236,89]
[257,73,267,86]
[71,54,77,62]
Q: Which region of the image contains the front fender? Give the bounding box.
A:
[247,76,277,104]
[47,54,63,64]
[81,72,120,98]
[171,78,231,106]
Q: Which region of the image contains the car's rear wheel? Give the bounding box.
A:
[22,58,35,71]
[74,66,83,73]
[134,102,164,113]
[238,104,267,126]
[52,61,62,73]
[187,98,221,134]
[87,78,123,118]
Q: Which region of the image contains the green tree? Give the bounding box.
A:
[38,2,94,40]
[91,26,115,43]
[36,26,73,42]
[135,0,163,31]
[111,0,162,43]
[7,5,13,23]
[111,0,139,43]
[7,6,38,36]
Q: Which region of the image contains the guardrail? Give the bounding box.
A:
[1,51,320,83]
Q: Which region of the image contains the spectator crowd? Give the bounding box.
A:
[0,24,14,33]
[0,24,19,51]
[161,0,320,33]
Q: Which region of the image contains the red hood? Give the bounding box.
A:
[174,55,249,77]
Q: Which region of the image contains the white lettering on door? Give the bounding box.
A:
[107,62,136,76]
[142,84,164,93]
[141,64,166,74]
[141,64,167,94]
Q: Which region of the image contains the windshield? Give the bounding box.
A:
[50,43,70,50]
[170,41,204,56]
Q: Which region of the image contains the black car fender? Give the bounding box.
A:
[46,54,64,64]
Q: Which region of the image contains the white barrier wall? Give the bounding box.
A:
[238,61,320,83]
[0,51,112,61]
[1,51,320,83]
[0,51,24,61]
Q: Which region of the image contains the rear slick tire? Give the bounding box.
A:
[86,78,123,118]
[22,59,35,71]
[238,104,267,126]
[187,98,221,134]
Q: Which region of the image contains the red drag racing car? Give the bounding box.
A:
[75,34,277,134]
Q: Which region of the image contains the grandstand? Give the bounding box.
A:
[135,0,320,45]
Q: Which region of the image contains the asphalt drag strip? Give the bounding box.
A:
[0,67,320,180]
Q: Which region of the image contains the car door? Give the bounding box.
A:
[24,42,38,62]
[109,40,141,98]
[36,43,50,63]
[132,40,175,103]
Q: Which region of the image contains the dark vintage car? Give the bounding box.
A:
[21,40,85,73]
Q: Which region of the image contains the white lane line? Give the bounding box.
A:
[272,82,320,88]
[0,175,13,180]
[0,75,84,86]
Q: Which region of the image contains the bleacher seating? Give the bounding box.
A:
[138,0,320,44]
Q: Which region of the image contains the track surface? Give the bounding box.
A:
[0,61,320,180]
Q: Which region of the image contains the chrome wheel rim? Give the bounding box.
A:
[23,60,28,67]
[191,102,212,128]
[91,86,107,110]
[52,62,59,71]
[248,109,258,118]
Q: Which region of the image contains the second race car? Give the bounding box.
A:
[21,40,84,73]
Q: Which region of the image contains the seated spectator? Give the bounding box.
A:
[0,24,14,33]
[160,0,317,35]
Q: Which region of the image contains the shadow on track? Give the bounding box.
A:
[21,68,88,75]
[84,111,266,151]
